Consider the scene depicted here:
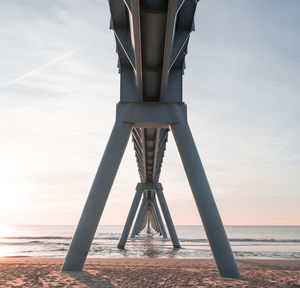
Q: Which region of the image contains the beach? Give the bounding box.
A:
[1,225,299,286]
[0,258,299,287]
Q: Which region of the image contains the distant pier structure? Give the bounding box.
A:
[63,0,240,279]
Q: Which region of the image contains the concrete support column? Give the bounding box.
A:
[118,183,144,249]
[153,198,167,238]
[62,119,132,271]
[156,185,181,248]
[139,209,148,233]
[150,204,160,234]
[169,104,240,279]
[131,197,146,238]
[147,210,151,233]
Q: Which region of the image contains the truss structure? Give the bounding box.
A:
[62,0,240,279]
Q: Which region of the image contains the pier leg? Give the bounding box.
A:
[150,205,160,234]
[153,198,167,238]
[118,183,143,249]
[62,119,132,271]
[139,208,148,233]
[169,105,240,279]
[131,197,146,238]
[147,210,151,233]
[156,186,181,248]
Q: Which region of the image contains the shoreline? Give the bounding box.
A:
[0,258,299,287]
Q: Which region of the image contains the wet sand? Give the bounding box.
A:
[0,258,299,287]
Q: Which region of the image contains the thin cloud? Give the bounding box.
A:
[0,45,87,88]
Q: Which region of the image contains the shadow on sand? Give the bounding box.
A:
[66,270,117,288]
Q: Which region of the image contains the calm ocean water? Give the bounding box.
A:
[0,225,299,260]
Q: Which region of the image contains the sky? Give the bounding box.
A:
[0,0,299,226]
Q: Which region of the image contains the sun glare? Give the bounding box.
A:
[0,181,29,214]
[0,224,15,257]
[0,224,11,238]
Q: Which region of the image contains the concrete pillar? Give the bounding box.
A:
[153,198,167,238]
[150,204,160,233]
[156,185,181,248]
[131,197,146,238]
[139,208,148,233]
[147,209,151,233]
[118,183,143,249]
[169,104,240,279]
[62,119,132,271]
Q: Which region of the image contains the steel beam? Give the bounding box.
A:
[130,0,143,100]
[169,31,190,71]
[114,30,136,69]
[160,0,178,101]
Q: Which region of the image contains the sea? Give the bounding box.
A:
[0,225,299,260]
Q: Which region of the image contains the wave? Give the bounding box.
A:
[0,241,70,246]
[231,238,300,243]
[95,237,119,241]
[0,236,71,240]
[180,238,300,243]
[0,241,43,246]
[0,236,119,240]
[1,236,300,244]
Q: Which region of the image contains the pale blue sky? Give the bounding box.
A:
[0,0,299,225]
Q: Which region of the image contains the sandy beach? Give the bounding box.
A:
[0,258,299,287]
